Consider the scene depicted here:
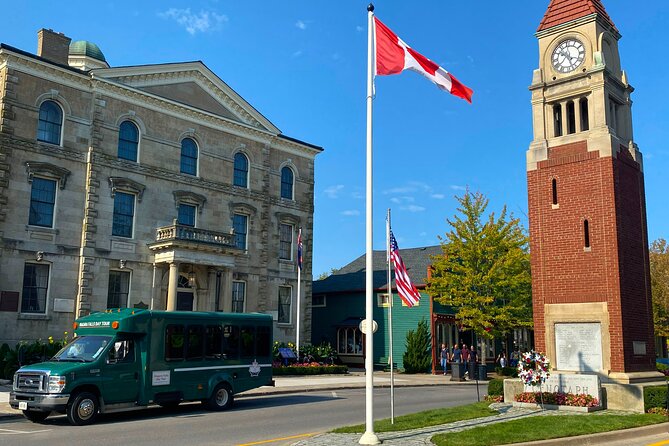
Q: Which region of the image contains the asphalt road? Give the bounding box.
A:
[0,384,485,446]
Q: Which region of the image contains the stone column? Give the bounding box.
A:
[166,262,179,311]
[222,269,233,312]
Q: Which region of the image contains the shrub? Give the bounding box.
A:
[657,362,669,377]
[644,385,668,412]
[487,378,505,397]
[0,335,69,379]
[272,365,348,375]
[495,366,519,377]
[403,319,432,373]
[648,407,669,416]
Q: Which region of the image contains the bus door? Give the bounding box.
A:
[103,336,140,404]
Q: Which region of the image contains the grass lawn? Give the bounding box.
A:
[331,402,498,433]
[432,413,667,446]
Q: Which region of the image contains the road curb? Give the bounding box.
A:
[507,421,669,445]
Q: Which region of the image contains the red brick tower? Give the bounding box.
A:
[527,0,658,382]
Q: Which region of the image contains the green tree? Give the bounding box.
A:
[426,190,533,340]
[403,319,432,373]
[650,238,669,338]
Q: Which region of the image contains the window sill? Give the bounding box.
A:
[551,204,560,210]
[18,313,51,321]
[583,247,592,252]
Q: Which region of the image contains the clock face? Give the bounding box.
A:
[552,39,586,73]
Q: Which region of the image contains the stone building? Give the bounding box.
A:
[0,29,321,346]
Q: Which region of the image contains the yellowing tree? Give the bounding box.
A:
[426,191,533,339]
[650,238,669,338]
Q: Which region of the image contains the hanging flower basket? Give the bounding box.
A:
[517,350,550,387]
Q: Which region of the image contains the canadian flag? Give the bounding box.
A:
[374,17,473,103]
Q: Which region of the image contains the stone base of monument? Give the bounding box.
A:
[602,379,667,413]
[512,402,603,412]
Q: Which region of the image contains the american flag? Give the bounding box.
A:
[297,228,303,270]
[389,230,421,307]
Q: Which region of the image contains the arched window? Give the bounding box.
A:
[579,98,589,131]
[180,138,198,176]
[37,100,63,145]
[280,166,294,200]
[118,121,139,162]
[566,101,576,134]
[233,153,249,188]
[551,178,558,206]
[583,219,591,249]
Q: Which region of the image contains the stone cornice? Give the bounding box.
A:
[25,161,71,189]
[108,176,146,202]
[173,190,207,212]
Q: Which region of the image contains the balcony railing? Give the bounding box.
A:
[153,224,236,248]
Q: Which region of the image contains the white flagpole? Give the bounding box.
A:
[296,228,302,358]
[387,209,395,424]
[360,3,380,445]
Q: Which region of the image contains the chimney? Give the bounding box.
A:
[37,29,71,65]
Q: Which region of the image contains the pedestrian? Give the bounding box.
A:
[451,343,462,363]
[510,349,520,367]
[439,343,449,375]
[461,343,470,363]
[497,351,507,368]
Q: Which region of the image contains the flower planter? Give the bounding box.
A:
[512,401,603,412]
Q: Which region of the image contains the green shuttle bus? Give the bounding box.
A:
[10,309,274,425]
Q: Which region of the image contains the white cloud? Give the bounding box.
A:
[296,20,307,30]
[341,210,360,216]
[292,50,303,58]
[431,193,445,199]
[401,205,426,213]
[450,185,467,191]
[159,8,228,35]
[324,184,344,199]
[391,196,415,204]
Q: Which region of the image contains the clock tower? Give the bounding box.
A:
[527,0,659,382]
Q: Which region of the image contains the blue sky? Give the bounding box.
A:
[3,1,668,278]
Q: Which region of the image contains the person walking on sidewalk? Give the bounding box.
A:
[440,343,449,375]
[468,345,478,379]
[451,344,461,363]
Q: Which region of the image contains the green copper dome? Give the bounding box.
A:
[69,40,106,62]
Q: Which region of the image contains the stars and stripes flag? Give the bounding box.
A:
[389,230,421,308]
[297,228,303,270]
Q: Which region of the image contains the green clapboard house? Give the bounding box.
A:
[312,245,493,372]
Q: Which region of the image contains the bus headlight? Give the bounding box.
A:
[48,375,66,393]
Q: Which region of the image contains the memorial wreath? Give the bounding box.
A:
[517,350,550,386]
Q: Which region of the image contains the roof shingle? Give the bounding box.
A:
[537,0,617,33]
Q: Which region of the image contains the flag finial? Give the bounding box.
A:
[367,3,374,12]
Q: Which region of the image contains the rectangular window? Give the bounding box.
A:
[312,295,326,308]
[553,104,563,137]
[278,286,292,324]
[222,325,240,359]
[233,213,248,250]
[186,325,204,360]
[107,270,130,309]
[205,325,222,359]
[256,326,271,358]
[178,203,196,227]
[566,101,576,134]
[232,281,246,313]
[580,98,589,131]
[112,192,135,238]
[28,178,56,227]
[240,325,254,357]
[165,324,185,361]
[377,293,390,307]
[21,263,49,314]
[279,223,293,260]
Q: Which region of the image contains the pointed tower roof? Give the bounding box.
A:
[537,0,618,33]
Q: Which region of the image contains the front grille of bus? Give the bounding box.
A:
[14,372,46,393]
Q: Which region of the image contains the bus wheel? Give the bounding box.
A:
[23,410,50,423]
[66,391,99,426]
[206,383,233,411]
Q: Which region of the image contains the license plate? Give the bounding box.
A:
[18,402,27,410]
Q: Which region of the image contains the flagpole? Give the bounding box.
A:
[387,209,395,424]
[360,3,380,445]
[296,228,302,358]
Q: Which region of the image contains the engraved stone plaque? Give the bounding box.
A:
[554,322,602,372]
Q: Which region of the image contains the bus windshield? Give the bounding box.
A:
[52,336,112,362]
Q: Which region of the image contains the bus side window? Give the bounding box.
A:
[165,324,185,361]
[186,325,204,360]
[109,339,134,364]
[222,325,239,360]
[205,325,222,359]
[240,326,254,358]
[256,326,270,358]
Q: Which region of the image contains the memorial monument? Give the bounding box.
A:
[526,0,662,397]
